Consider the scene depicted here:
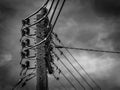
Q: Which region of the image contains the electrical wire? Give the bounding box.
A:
[53,33,101,90]
[52,59,77,90]
[18,0,66,89]
[22,0,55,30]
[59,57,85,90]
[56,48,94,90]
[54,51,86,90]
[49,0,60,24]
[23,0,66,51]
[24,0,50,20]
[55,45,120,54]
[61,44,101,90]
[12,73,35,90]
[53,74,67,90]
[52,0,66,29]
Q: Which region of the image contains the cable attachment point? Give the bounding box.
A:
[22,18,30,26]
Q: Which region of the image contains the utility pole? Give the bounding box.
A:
[14,0,66,90]
[11,1,66,90]
[36,11,49,90]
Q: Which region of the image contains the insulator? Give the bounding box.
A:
[22,18,30,26]
[49,54,54,62]
[56,66,58,70]
[60,51,63,55]
[21,82,26,88]
[49,45,53,51]
[53,52,60,61]
[21,27,30,37]
[21,64,26,69]
[21,51,26,59]
[54,33,58,38]
[45,54,54,74]
[56,77,59,80]
[21,39,30,48]
[25,61,30,68]
[47,63,54,74]
[58,69,61,74]
[21,50,30,58]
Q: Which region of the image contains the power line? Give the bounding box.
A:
[22,0,66,51]
[12,73,36,90]
[56,48,94,90]
[16,0,67,90]
[22,0,55,30]
[55,45,120,54]
[24,0,50,20]
[61,45,101,90]
[53,51,86,90]
[49,0,60,24]
[59,57,85,90]
[53,33,101,90]
[52,61,77,90]
[53,74,67,90]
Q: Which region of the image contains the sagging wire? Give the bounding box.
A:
[53,32,101,90]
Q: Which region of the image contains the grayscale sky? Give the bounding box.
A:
[0,0,120,90]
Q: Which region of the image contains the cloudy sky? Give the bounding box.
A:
[0,0,120,90]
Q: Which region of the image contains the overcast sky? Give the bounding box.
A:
[0,0,120,90]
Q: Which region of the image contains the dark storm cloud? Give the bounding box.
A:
[0,1,16,21]
[88,0,120,51]
[105,24,120,51]
[0,63,15,90]
[90,0,120,17]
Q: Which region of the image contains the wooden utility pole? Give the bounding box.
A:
[36,13,49,90]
